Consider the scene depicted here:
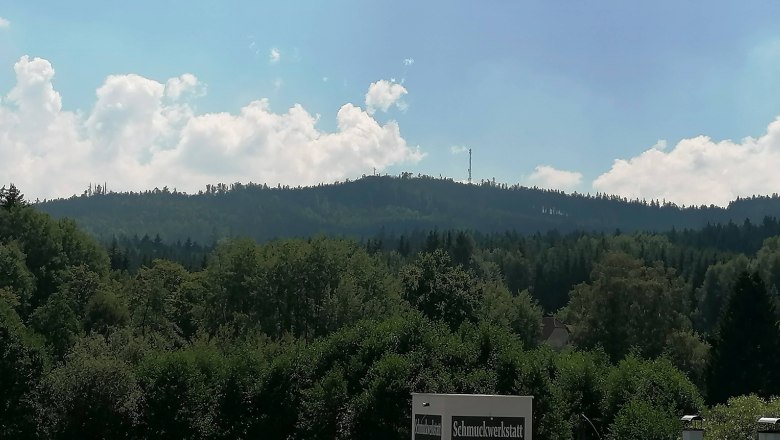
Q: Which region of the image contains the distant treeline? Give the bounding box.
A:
[110,214,780,314]
[35,174,780,243]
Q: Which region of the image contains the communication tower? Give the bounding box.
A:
[468,148,472,184]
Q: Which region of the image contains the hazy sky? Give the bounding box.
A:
[4,1,780,205]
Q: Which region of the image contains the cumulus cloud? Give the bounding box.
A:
[365,80,408,114]
[0,56,424,199]
[165,73,203,100]
[403,58,414,66]
[269,47,281,63]
[0,17,9,28]
[528,166,583,190]
[593,120,780,206]
[651,139,667,150]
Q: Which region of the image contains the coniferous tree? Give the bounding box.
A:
[706,271,780,404]
[0,183,27,209]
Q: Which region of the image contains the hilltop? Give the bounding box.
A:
[36,175,780,242]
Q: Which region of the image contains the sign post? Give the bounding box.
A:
[412,393,533,440]
[680,415,703,440]
[758,417,780,439]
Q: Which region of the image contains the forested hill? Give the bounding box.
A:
[36,175,780,242]
[7,183,780,438]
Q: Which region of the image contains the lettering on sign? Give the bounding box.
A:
[414,414,442,439]
[451,416,525,439]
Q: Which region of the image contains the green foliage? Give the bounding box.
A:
[8,185,780,438]
[705,395,780,440]
[56,265,104,317]
[480,247,532,295]
[492,346,572,439]
[0,183,28,209]
[707,271,780,404]
[0,299,46,439]
[0,205,109,312]
[105,234,212,273]
[56,218,110,276]
[238,344,304,438]
[752,235,780,315]
[555,349,610,438]
[0,241,35,313]
[693,255,750,333]
[202,237,399,339]
[35,175,780,244]
[35,341,141,439]
[30,292,81,360]
[401,249,481,329]
[604,355,704,425]
[84,289,130,336]
[754,236,780,290]
[606,399,680,440]
[480,284,542,347]
[135,350,221,439]
[561,251,693,360]
[288,313,569,439]
[298,365,350,439]
[661,330,710,389]
[128,260,192,342]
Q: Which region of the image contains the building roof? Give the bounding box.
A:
[541,316,568,340]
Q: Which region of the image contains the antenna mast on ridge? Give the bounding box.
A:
[468,148,472,184]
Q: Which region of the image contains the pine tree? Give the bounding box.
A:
[0,184,27,209]
[706,271,780,404]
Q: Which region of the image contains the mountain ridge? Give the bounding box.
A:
[35,175,780,242]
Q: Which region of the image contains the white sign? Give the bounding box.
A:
[412,394,533,440]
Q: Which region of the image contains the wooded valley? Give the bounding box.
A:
[4,181,780,439]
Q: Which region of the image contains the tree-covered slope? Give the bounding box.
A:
[7,187,780,438]
[36,175,780,242]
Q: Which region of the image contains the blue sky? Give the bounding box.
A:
[4,1,780,205]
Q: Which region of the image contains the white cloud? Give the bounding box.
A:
[0,56,424,199]
[7,56,62,122]
[528,165,583,190]
[450,145,469,154]
[165,73,203,100]
[246,37,261,55]
[651,139,667,150]
[269,47,281,63]
[0,17,9,29]
[403,58,414,66]
[593,119,780,206]
[365,79,408,114]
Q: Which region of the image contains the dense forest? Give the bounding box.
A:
[5,182,780,439]
[36,174,780,243]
